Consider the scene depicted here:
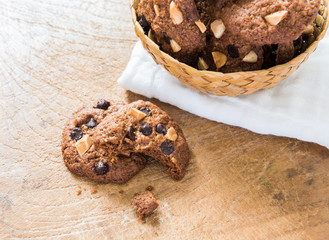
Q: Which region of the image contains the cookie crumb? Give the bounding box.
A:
[83,188,86,191]
[119,190,124,194]
[146,185,154,191]
[91,188,98,194]
[78,185,81,189]
[77,189,82,196]
[132,191,159,219]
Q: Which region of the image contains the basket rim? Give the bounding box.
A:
[130,0,329,76]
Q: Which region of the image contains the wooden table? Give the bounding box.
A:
[1,1,328,239]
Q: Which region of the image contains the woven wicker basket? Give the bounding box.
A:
[130,0,329,97]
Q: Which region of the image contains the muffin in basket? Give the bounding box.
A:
[130,0,329,97]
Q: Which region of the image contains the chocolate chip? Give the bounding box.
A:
[85,117,97,128]
[294,37,304,57]
[70,127,83,141]
[156,123,167,135]
[293,37,302,47]
[139,106,151,116]
[140,123,152,136]
[163,32,171,44]
[206,34,211,43]
[126,127,136,141]
[270,51,277,62]
[146,185,154,191]
[94,99,110,110]
[305,34,315,45]
[301,40,308,53]
[262,45,276,69]
[227,45,239,58]
[139,14,150,34]
[145,155,155,161]
[271,44,278,51]
[94,161,109,175]
[160,141,174,155]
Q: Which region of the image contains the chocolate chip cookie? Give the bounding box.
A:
[61,100,147,184]
[221,0,321,45]
[93,100,190,180]
[137,0,206,65]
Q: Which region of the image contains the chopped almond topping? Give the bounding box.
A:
[198,57,209,70]
[75,135,93,156]
[170,1,184,25]
[170,39,182,52]
[165,127,178,141]
[129,108,147,121]
[195,20,207,33]
[212,52,227,70]
[316,15,324,28]
[154,4,160,17]
[242,51,258,63]
[265,10,288,26]
[211,19,225,39]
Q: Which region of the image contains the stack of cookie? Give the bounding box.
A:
[62,100,190,184]
[136,0,324,73]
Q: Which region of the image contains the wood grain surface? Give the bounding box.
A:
[0,0,329,239]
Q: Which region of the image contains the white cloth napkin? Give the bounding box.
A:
[118,34,329,149]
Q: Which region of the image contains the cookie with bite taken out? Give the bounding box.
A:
[93,100,190,180]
